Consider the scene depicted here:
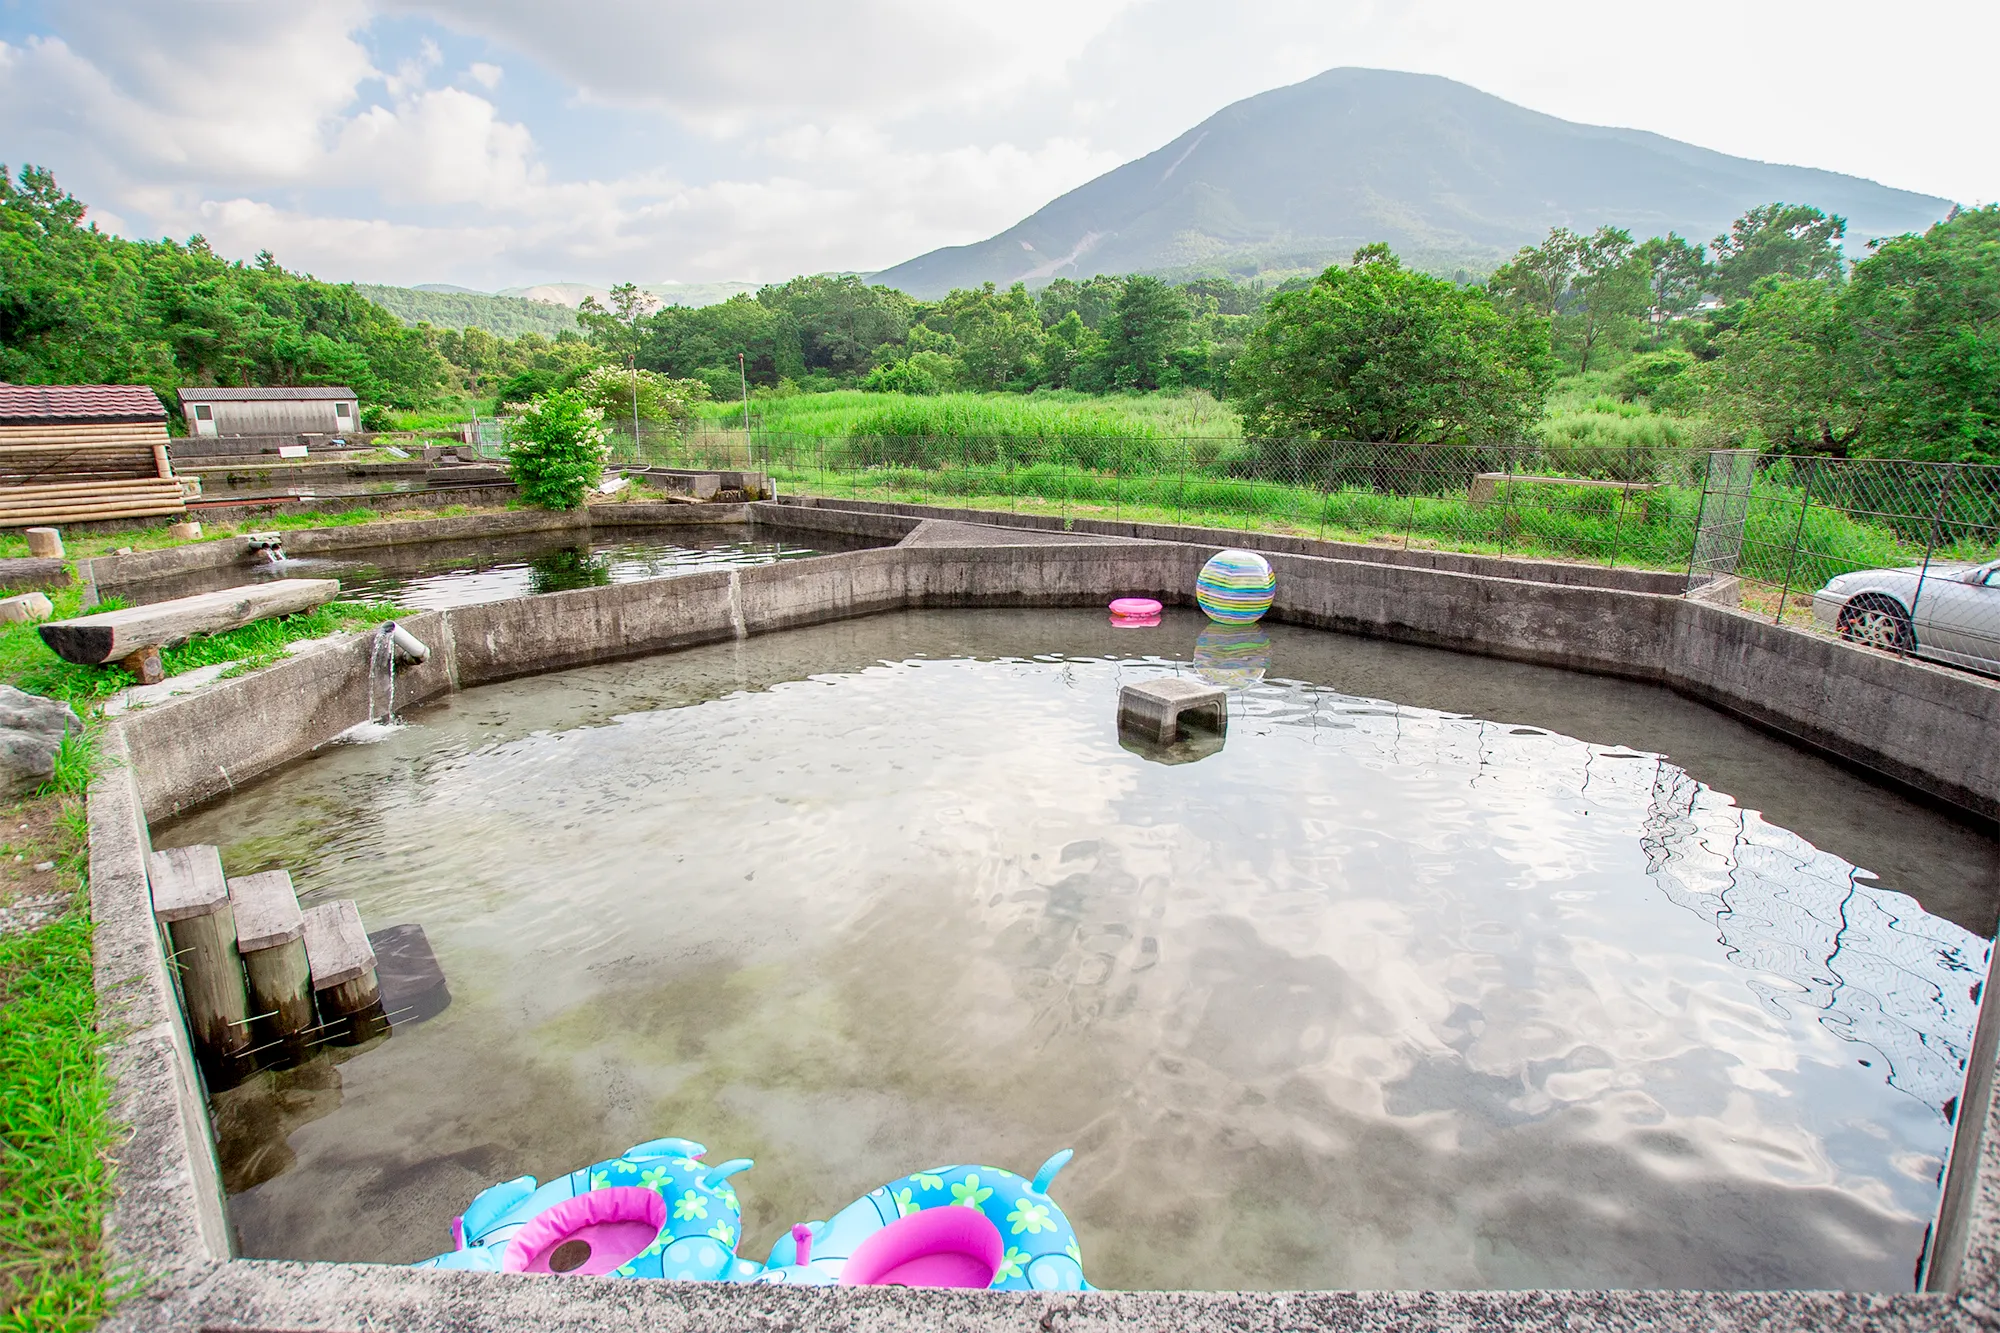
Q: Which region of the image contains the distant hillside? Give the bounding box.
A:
[494,281,760,309]
[872,67,1955,297]
[356,284,578,337]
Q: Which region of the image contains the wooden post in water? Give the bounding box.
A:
[148,844,252,1077]
[302,900,386,1044]
[229,870,313,1057]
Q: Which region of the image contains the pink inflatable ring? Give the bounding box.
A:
[1109,597,1163,618]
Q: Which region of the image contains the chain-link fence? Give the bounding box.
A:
[587,422,2000,673]
[1689,450,2000,670]
[604,426,1710,570]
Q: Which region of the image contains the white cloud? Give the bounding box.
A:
[0,0,1993,289]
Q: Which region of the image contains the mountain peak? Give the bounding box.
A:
[871,68,1951,297]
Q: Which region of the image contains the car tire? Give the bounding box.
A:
[1836,594,1916,653]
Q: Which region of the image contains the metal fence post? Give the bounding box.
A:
[1908,463,1958,648]
[1771,458,1819,625]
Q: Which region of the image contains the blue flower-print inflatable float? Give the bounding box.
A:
[752,1150,1088,1291]
[415,1137,752,1279]
[417,1139,1090,1290]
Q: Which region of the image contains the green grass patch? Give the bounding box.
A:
[0,890,120,1332]
[164,602,402,679]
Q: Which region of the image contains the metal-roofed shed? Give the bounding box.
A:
[177,386,359,440]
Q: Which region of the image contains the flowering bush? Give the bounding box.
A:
[574,365,710,431]
[505,389,607,509]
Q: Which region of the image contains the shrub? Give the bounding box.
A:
[505,390,608,509]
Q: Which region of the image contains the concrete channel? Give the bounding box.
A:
[84,500,2000,1331]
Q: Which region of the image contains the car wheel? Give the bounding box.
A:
[1836,594,1915,653]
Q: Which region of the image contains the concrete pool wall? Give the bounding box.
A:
[89,510,2000,1331]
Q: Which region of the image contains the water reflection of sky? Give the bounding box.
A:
[168,626,1988,1293]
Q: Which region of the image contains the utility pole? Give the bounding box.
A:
[628,354,640,459]
[739,351,750,433]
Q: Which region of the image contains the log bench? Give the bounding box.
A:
[38,578,339,684]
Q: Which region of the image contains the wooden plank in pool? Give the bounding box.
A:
[228,869,313,1052]
[304,899,386,1044]
[147,843,251,1072]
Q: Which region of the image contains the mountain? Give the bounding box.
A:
[355,284,579,337]
[871,68,1955,298]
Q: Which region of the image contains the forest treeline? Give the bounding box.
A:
[3,162,1995,462]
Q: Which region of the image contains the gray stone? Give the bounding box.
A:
[0,684,80,796]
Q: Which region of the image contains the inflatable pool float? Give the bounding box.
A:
[1109,597,1162,628]
[415,1137,753,1279]
[752,1149,1089,1290]
[1195,549,1275,625]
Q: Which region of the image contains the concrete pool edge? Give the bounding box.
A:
[90,534,2000,1331]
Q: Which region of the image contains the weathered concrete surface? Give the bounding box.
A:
[107,1257,1994,1333]
[776,494,1690,594]
[120,608,456,817]
[88,727,232,1300]
[89,534,2000,1333]
[900,517,1144,548]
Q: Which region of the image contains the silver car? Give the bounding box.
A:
[1812,558,2000,674]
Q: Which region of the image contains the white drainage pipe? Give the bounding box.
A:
[382,621,430,665]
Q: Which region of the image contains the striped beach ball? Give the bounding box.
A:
[1195,549,1275,625]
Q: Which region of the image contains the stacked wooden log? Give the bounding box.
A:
[0,419,184,526]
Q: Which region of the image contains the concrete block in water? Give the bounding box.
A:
[1117,677,1228,745]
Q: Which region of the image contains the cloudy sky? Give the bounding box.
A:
[1,1,1991,292]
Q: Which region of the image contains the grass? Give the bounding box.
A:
[0,699,117,1331]
[0,578,407,1330]
[694,388,1244,443]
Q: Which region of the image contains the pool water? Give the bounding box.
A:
[162,609,2000,1291]
[101,524,875,611]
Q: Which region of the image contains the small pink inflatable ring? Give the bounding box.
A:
[1109,598,1163,618]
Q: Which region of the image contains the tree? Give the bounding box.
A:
[934,283,1041,390]
[1840,205,2000,462]
[1098,276,1189,390]
[573,364,709,432]
[1568,228,1650,372]
[1699,277,1862,453]
[1229,245,1556,442]
[1487,228,1583,319]
[1487,227,1647,371]
[577,282,655,361]
[1712,203,1847,299]
[1636,233,1710,333]
[756,275,911,378]
[505,388,608,508]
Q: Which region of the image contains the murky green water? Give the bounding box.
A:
[162,609,2000,1291]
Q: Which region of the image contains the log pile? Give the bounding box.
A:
[0,420,182,524]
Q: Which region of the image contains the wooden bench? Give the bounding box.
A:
[38,578,339,683]
[1467,473,1656,514]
